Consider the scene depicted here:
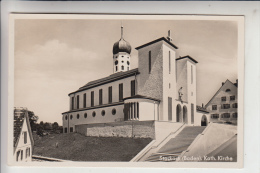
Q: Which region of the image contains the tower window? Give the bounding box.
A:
[108,86,112,103]
[92,111,96,117]
[226,89,231,92]
[84,113,87,118]
[131,80,135,96]
[99,89,103,105]
[221,97,226,101]
[149,51,151,74]
[230,96,235,101]
[115,60,118,65]
[116,66,118,72]
[70,115,73,120]
[122,61,124,63]
[121,56,124,58]
[191,65,193,84]
[121,66,124,70]
[127,67,129,71]
[119,83,123,101]
[77,114,80,119]
[65,115,68,120]
[91,91,94,107]
[212,105,217,110]
[233,103,238,108]
[169,51,171,74]
[127,61,130,65]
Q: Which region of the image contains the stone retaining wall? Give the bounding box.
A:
[75,121,155,139]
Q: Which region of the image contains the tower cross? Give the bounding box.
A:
[167,30,173,42]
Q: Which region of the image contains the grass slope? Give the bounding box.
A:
[33,133,152,161]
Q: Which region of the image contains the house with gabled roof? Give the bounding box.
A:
[205,79,238,125]
[14,107,34,162]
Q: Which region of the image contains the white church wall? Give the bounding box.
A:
[137,41,163,101]
[176,59,188,102]
[137,41,164,121]
[69,75,136,110]
[63,104,124,132]
[162,43,177,122]
[138,102,159,121]
[186,60,197,125]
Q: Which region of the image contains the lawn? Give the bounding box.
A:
[33,132,152,161]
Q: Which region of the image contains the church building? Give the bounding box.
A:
[62,27,208,133]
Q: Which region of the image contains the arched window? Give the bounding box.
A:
[127,61,130,65]
[112,108,116,115]
[101,110,105,116]
[70,115,73,120]
[121,66,124,70]
[226,89,231,92]
[92,111,96,117]
[116,66,118,71]
[77,114,80,119]
[84,113,87,118]
[65,115,68,120]
[115,60,118,65]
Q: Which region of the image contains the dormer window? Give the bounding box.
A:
[226,89,231,92]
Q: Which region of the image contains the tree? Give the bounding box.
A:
[52,122,59,131]
[43,122,52,130]
[20,109,39,132]
[28,111,38,131]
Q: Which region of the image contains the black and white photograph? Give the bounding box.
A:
[9,14,244,167]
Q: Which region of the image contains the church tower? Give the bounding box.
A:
[112,25,131,73]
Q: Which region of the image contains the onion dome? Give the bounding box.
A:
[113,26,131,54]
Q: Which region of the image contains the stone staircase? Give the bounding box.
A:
[145,126,206,162]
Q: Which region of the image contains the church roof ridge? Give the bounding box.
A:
[135,37,178,50]
[176,55,198,63]
[69,68,139,95]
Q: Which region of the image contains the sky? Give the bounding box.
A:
[14,18,238,124]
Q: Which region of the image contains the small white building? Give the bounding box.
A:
[62,27,209,133]
[13,108,34,162]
